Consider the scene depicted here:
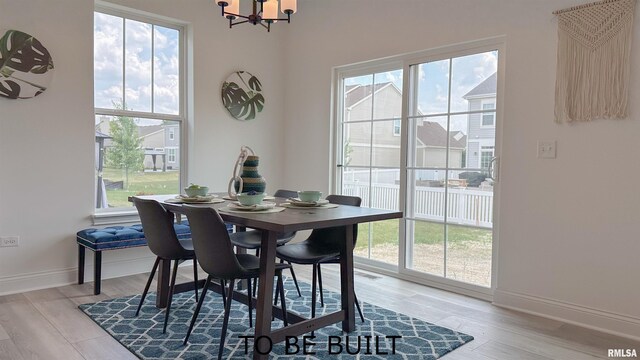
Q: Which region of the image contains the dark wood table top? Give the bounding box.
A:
[131,193,403,233]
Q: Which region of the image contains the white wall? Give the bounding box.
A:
[0,0,286,292]
[281,0,640,339]
[2,0,639,341]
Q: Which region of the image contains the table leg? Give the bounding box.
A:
[155,258,171,308]
[253,230,277,359]
[340,224,356,332]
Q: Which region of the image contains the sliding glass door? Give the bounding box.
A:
[334,40,502,294]
[337,68,403,267]
[405,50,498,289]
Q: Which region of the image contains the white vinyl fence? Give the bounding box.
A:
[343,182,493,228]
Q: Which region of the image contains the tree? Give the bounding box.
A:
[105,112,143,189]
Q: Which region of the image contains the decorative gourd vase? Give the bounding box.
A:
[234,155,267,193]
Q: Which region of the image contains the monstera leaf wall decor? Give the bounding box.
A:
[221,71,264,121]
[0,30,54,100]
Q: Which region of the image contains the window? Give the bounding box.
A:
[94,8,185,210]
[167,147,177,163]
[393,119,401,136]
[481,102,495,126]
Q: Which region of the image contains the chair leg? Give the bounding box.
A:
[317,264,324,307]
[135,257,160,316]
[247,278,253,328]
[277,272,288,326]
[354,292,365,323]
[220,279,227,309]
[93,251,102,295]
[311,264,317,319]
[78,245,85,284]
[183,275,211,345]
[163,259,180,334]
[286,261,302,297]
[192,258,199,302]
[252,249,260,297]
[272,276,280,321]
[218,279,235,360]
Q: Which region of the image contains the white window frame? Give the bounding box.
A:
[480,100,496,128]
[93,4,188,222]
[331,36,505,301]
[166,147,177,163]
[169,128,175,140]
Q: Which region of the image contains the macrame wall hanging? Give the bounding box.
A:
[553,0,636,123]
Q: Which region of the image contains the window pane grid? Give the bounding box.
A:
[94,9,184,211]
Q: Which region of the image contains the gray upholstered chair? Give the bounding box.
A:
[181,205,291,360]
[233,189,302,297]
[275,194,365,322]
[132,197,200,334]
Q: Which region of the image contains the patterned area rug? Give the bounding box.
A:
[79,278,473,359]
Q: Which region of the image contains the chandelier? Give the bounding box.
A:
[216,0,298,32]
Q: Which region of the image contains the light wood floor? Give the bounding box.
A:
[0,265,637,360]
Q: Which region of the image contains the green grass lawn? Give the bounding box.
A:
[103,167,180,208]
[356,219,492,250]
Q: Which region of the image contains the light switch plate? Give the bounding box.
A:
[538,140,556,159]
[0,236,19,247]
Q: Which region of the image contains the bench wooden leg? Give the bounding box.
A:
[94,251,102,295]
[78,244,85,284]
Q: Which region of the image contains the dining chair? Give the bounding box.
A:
[132,198,200,334]
[181,205,290,360]
[275,194,365,322]
[233,189,302,297]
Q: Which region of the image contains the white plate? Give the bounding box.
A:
[287,198,330,207]
[282,202,339,209]
[166,197,224,204]
[227,201,277,211]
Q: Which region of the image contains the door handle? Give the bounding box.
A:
[488,156,499,182]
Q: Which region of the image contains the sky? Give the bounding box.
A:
[344,50,498,133]
[94,12,180,123]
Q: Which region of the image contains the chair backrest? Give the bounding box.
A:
[181,205,248,280]
[307,195,362,250]
[273,189,298,199]
[132,197,189,260]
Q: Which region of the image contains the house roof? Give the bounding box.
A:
[416,121,466,149]
[95,131,111,139]
[346,81,466,149]
[463,72,497,98]
[345,82,392,108]
[138,125,163,138]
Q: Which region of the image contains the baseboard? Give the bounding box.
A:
[493,289,640,342]
[0,256,157,296]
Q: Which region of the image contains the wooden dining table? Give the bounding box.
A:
[130,193,402,359]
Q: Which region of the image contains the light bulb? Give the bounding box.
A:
[226,0,239,18]
[264,0,278,21]
[280,0,296,14]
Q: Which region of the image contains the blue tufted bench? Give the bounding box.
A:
[77,223,192,295]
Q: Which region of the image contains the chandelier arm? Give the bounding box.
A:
[224,12,251,20]
[230,19,251,27]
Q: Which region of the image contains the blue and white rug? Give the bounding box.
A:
[79,279,473,359]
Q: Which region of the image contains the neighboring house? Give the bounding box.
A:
[95,116,180,170]
[463,72,497,171]
[345,82,466,182]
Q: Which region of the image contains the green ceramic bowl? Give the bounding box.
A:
[184,186,209,197]
[298,191,322,202]
[236,192,266,206]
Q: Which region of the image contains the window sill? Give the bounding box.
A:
[92,209,140,226]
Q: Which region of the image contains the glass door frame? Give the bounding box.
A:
[331,37,505,300]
